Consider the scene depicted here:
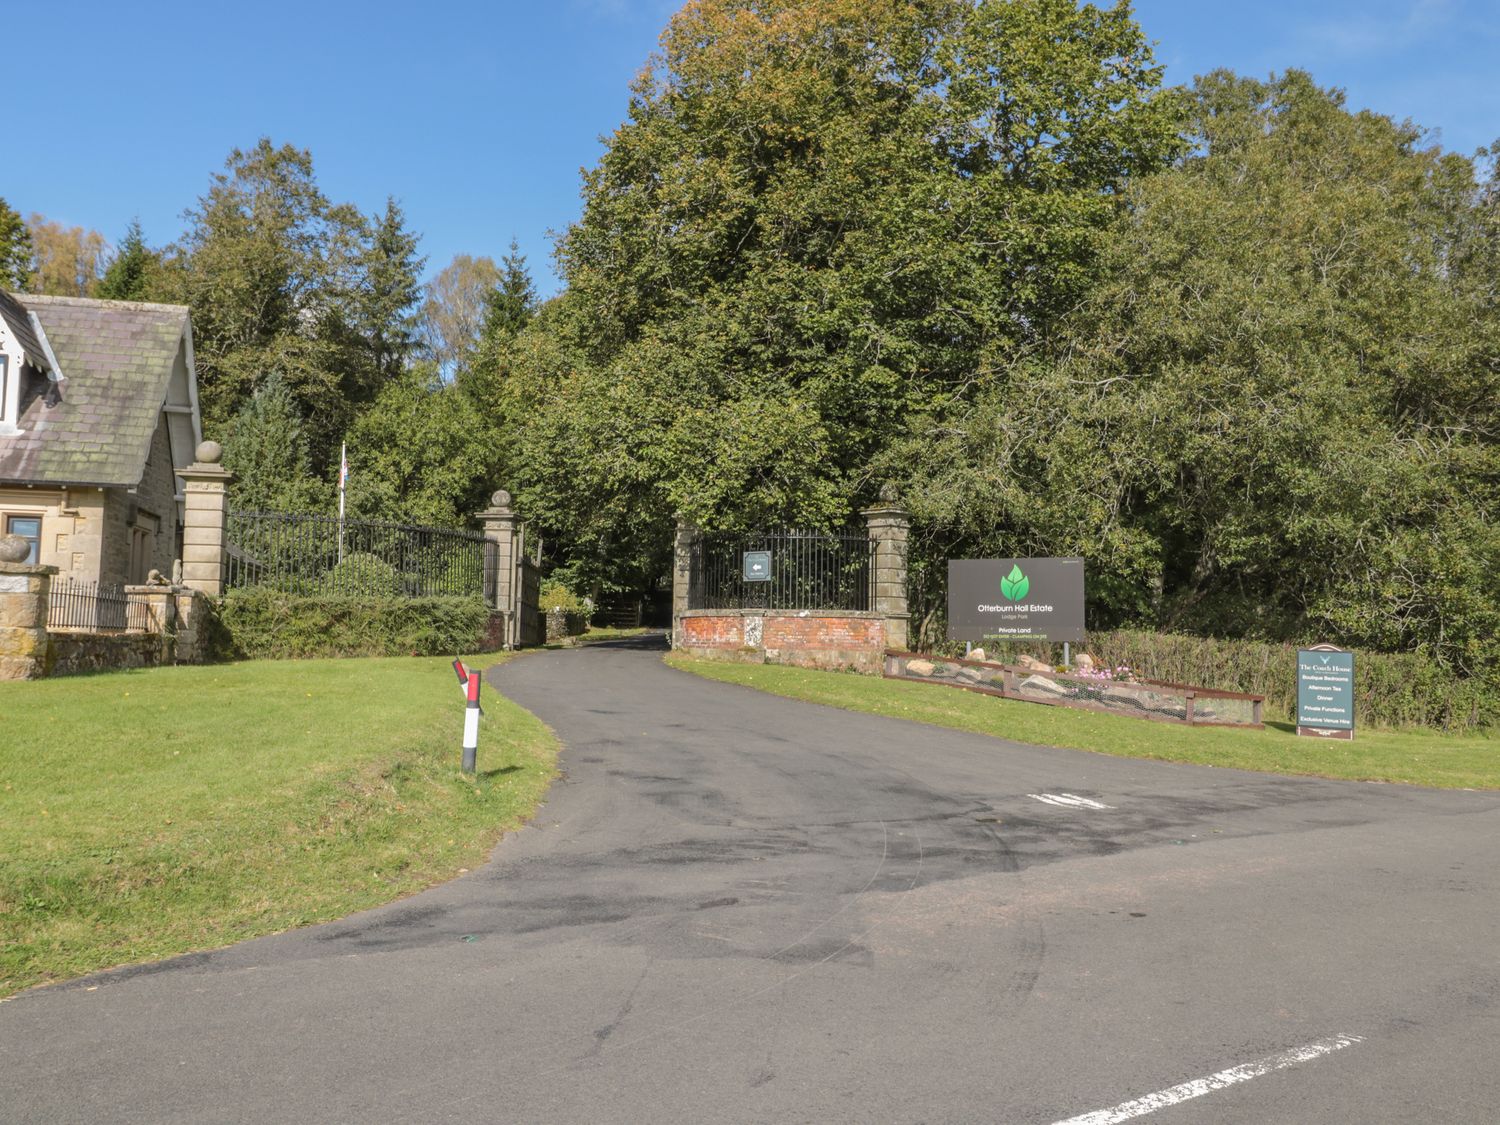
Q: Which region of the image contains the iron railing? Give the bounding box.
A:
[689,528,875,612]
[226,511,491,601]
[47,580,152,632]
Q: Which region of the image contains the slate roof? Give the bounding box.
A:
[0,293,191,487]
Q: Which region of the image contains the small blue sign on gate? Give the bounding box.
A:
[742,551,771,582]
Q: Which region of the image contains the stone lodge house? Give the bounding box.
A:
[0,291,203,587]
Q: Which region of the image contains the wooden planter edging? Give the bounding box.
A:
[882,650,1265,729]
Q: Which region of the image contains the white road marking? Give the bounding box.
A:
[1028,793,1114,810]
[1050,1034,1366,1124]
[1059,793,1113,809]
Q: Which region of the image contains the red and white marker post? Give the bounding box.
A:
[462,671,481,774]
[453,658,482,773]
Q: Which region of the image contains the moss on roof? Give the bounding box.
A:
[0,294,190,487]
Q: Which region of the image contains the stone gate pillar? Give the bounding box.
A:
[477,490,523,649]
[671,518,699,649]
[862,484,911,653]
[124,584,176,634]
[173,588,212,664]
[179,441,234,598]
[0,536,55,680]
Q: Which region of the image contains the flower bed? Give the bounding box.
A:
[883,650,1264,728]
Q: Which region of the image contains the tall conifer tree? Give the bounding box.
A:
[355,198,426,385]
[96,219,156,301]
[0,198,33,289]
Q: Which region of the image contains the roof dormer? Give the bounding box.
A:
[0,350,15,435]
[0,314,25,436]
[0,290,65,435]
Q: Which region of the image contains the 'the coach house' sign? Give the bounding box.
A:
[947,558,1086,643]
[1296,645,1355,740]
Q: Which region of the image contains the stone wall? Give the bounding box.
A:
[99,488,133,588]
[48,630,171,677]
[94,424,182,588]
[173,589,213,665]
[678,610,889,674]
[137,421,181,581]
[478,611,508,653]
[0,562,54,679]
[0,550,218,680]
[0,448,177,589]
[3,418,187,592]
[545,607,589,642]
[0,486,108,584]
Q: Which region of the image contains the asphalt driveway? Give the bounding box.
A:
[3,636,1497,1123]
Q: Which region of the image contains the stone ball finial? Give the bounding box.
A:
[195,440,223,465]
[491,489,512,508]
[878,482,901,504]
[0,535,29,563]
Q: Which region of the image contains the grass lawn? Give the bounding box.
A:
[665,654,1500,790]
[0,655,556,997]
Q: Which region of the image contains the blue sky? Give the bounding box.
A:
[9,0,1497,294]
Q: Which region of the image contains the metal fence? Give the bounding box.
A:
[226,511,491,601]
[47,580,153,632]
[689,528,875,612]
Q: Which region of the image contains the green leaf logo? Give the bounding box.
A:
[1001,564,1029,601]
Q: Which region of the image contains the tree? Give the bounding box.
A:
[901,71,1500,672]
[25,214,109,296]
[462,239,539,399]
[157,139,332,423]
[483,239,537,343]
[342,363,501,527]
[420,253,501,376]
[96,219,158,301]
[505,0,1183,592]
[353,197,425,386]
[314,197,427,407]
[154,139,368,457]
[482,292,683,596]
[221,371,331,513]
[0,199,33,289]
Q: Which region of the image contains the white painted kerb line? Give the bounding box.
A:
[1029,793,1114,810]
[1051,1034,1365,1125]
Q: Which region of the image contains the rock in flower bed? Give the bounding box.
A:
[883,650,1264,727]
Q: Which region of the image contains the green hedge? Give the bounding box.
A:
[215,589,496,660]
[317,552,403,596]
[538,579,589,614]
[956,630,1497,731]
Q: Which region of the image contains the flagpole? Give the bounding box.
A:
[338,442,347,564]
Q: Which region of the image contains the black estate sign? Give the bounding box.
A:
[742,551,771,582]
[1297,645,1355,739]
[947,558,1085,643]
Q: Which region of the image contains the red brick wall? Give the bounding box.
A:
[763,616,883,650]
[681,616,744,648]
[678,612,886,673]
[477,611,507,652]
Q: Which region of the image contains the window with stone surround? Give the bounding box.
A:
[4,514,41,564]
